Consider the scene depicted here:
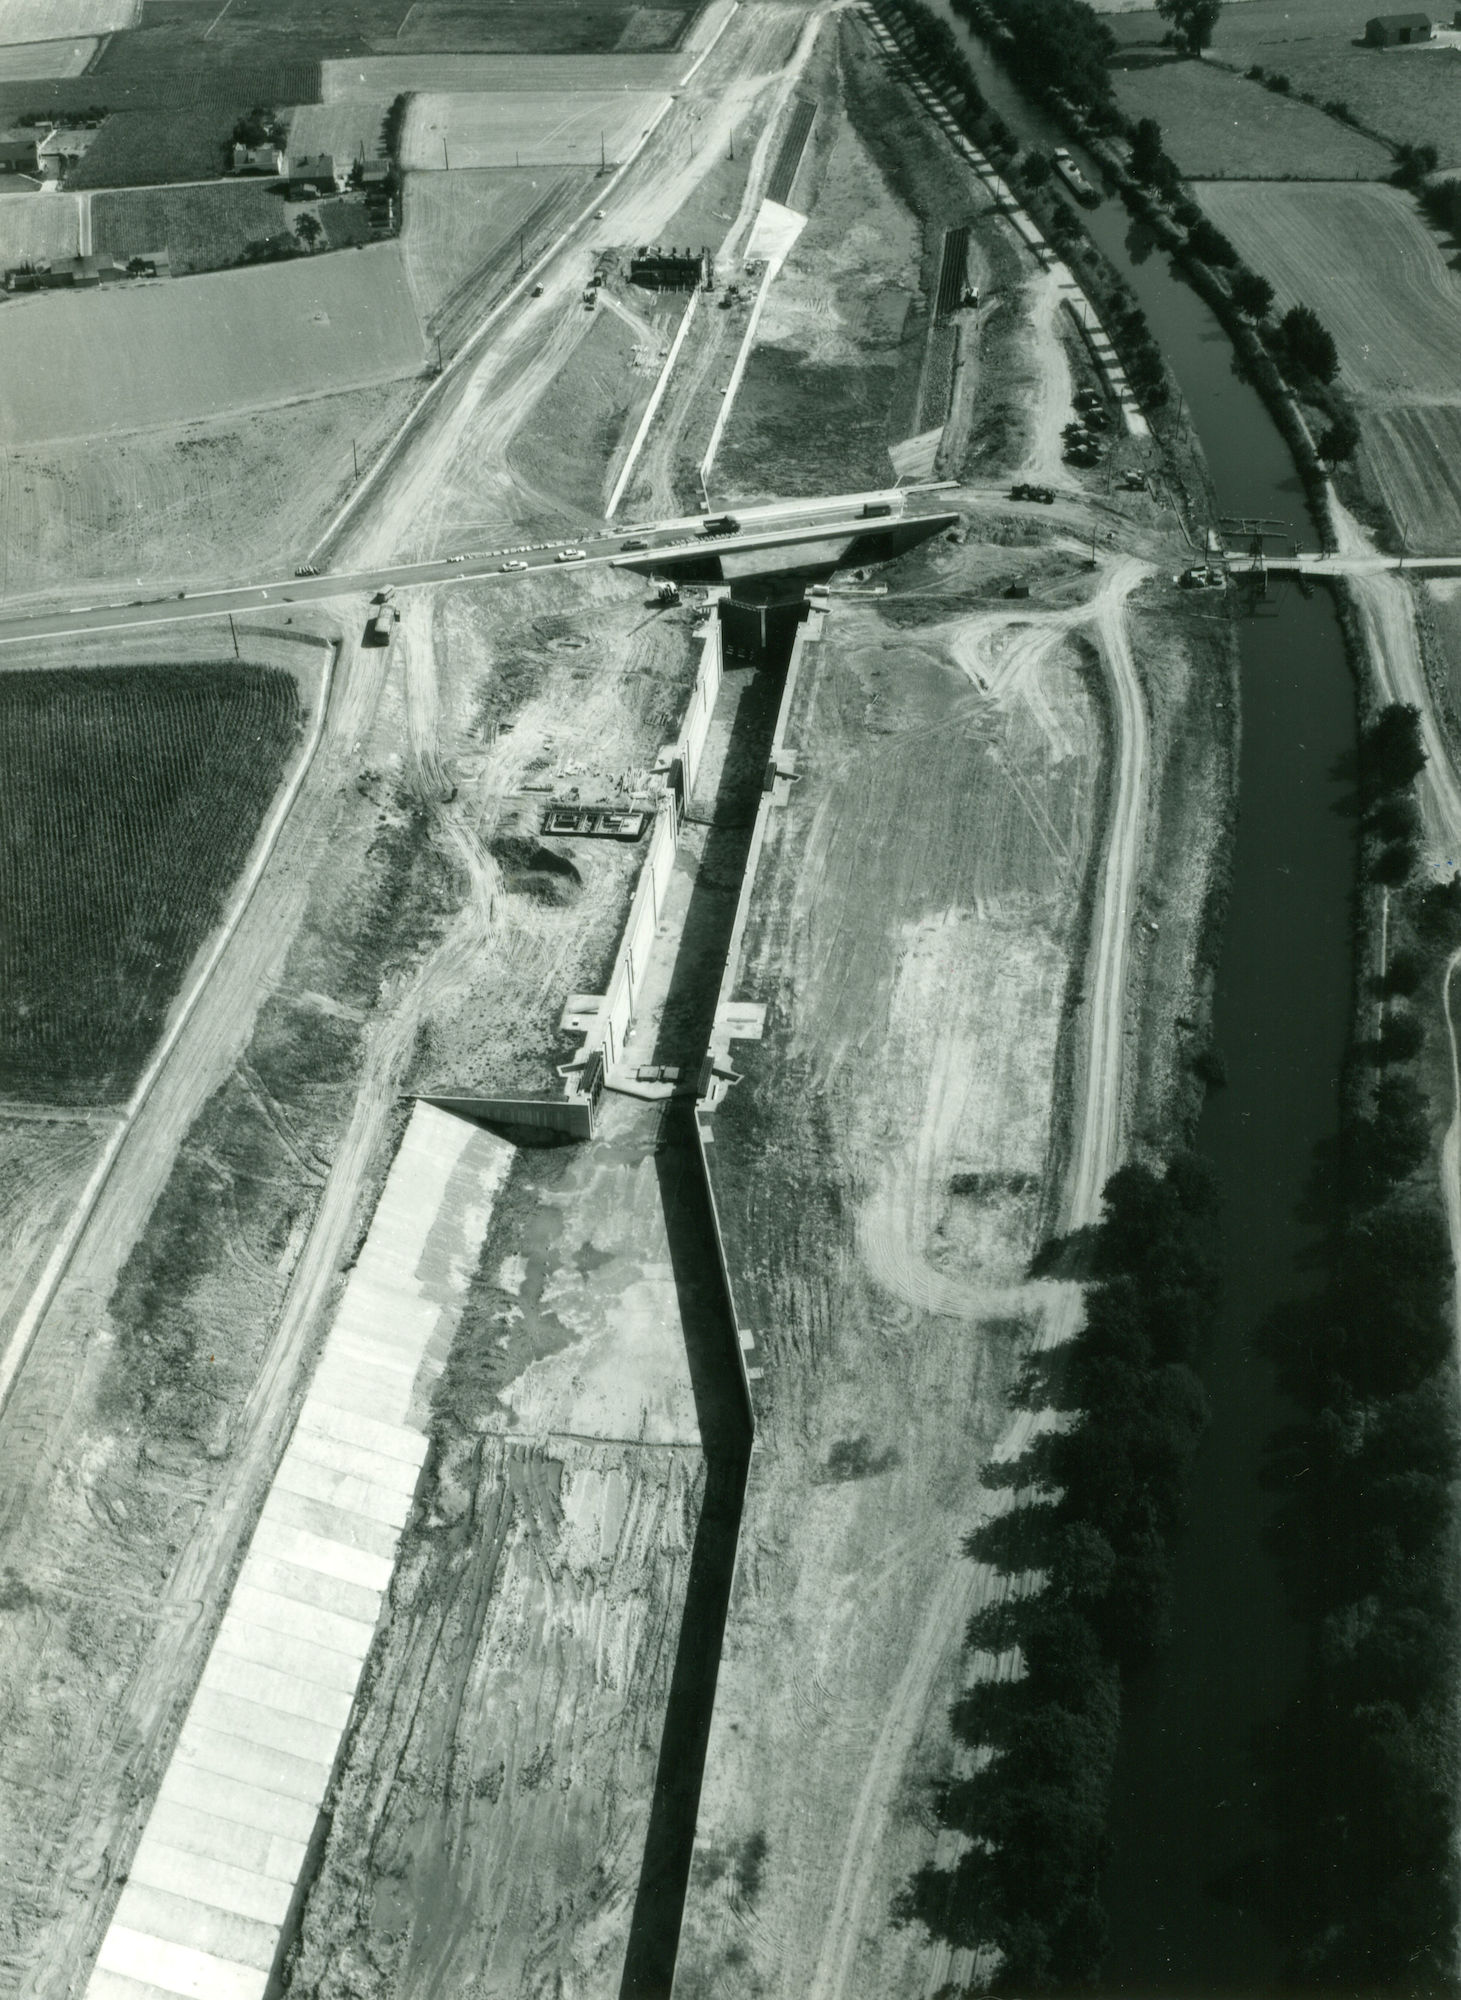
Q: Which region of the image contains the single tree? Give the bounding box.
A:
[1230,267,1274,318]
[294,212,324,253]
[1278,302,1339,383]
[1360,702,1426,799]
[1156,0,1223,55]
[1021,147,1052,186]
[1317,413,1361,468]
[1129,115,1166,183]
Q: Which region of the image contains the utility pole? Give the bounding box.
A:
[228,615,239,659]
[600,128,606,173]
[442,135,449,170]
[352,437,359,480]
[435,332,443,372]
[518,228,524,270]
[728,125,735,160]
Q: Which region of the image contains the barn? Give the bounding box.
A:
[1364,12,1433,43]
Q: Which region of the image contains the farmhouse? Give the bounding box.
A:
[5,251,170,291]
[232,139,283,175]
[36,126,95,178]
[0,129,36,174]
[285,151,338,196]
[1364,11,1432,43]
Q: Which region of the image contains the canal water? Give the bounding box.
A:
[916,7,1358,1988]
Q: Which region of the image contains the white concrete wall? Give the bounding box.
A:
[86,1104,513,2000]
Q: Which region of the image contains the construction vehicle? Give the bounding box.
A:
[531,282,545,297]
[1009,483,1055,503]
[651,576,681,605]
[1119,469,1147,492]
[1074,388,1103,413]
[860,500,895,518]
[702,514,742,537]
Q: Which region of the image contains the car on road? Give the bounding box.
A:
[620,537,649,550]
[447,554,467,563]
[555,548,587,563]
[501,558,529,571]
[294,564,319,576]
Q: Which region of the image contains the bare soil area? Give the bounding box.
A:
[675,538,1107,1996]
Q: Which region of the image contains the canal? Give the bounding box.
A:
[917,6,1358,1989]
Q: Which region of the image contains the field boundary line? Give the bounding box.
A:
[306,104,675,566]
[606,286,700,517]
[0,640,339,1424]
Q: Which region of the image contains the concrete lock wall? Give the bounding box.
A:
[590,802,677,1070]
[421,1093,594,1138]
[665,615,723,803]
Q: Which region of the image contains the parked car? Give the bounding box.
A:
[447,553,467,563]
[294,563,319,576]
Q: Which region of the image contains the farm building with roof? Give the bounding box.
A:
[36,127,95,177]
[1364,11,1432,42]
[285,152,339,196]
[0,129,35,173]
[232,140,283,175]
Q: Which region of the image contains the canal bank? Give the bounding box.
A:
[898,4,1360,1988]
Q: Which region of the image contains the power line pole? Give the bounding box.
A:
[228,614,239,658]
[352,437,359,480]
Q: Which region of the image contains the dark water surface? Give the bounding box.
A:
[913,9,1358,1987]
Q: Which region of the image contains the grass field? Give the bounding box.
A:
[0,242,426,444]
[400,164,594,344]
[0,0,133,39]
[90,179,287,271]
[0,378,417,596]
[0,662,300,1101]
[0,187,79,264]
[400,86,668,169]
[1112,1,1461,166]
[1112,58,1389,176]
[0,35,95,73]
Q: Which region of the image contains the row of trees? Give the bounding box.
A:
[1257,708,1460,1990]
[899,1160,1221,1989]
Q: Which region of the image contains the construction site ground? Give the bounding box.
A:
[281,632,784,1997]
[0,567,702,1997]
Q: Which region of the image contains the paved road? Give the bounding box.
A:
[0,484,956,650]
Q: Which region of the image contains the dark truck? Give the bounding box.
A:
[861,501,894,518]
[702,514,742,537]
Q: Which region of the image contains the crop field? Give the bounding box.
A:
[0,187,79,264]
[1196,182,1461,399]
[400,164,594,344]
[1361,404,1461,552]
[400,86,668,170]
[0,0,133,38]
[0,243,426,445]
[1111,59,1389,176]
[90,179,287,271]
[0,377,417,597]
[68,104,265,188]
[0,34,95,73]
[0,662,300,1101]
[719,106,923,498]
[1112,0,1461,165]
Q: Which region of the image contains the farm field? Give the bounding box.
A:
[0,241,427,444]
[0,661,300,1101]
[90,179,288,272]
[286,92,393,166]
[1111,1,1461,165]
[400,164,594,346]
[1196,183,1461,546]
[0,377,417,598]
[322,48,685,95]
[0,33,94,73]
[0,187,79,264]
[68,103,269,188]
[1195,182,1461,400]
[400,86,669,170]
[0,0,132,38]
[1110,59,1389,177]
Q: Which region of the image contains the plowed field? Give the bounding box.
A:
[400,87,669,169]
[0,0,134,39]
[0,662,300,1099]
